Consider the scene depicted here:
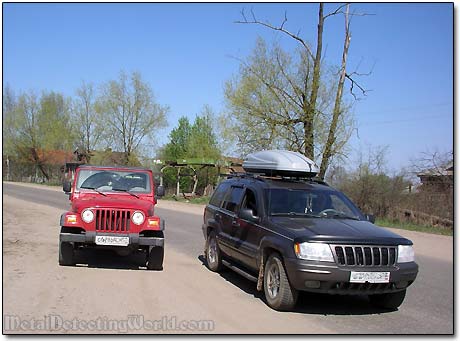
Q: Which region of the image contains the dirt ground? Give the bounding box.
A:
[3,196,334,334]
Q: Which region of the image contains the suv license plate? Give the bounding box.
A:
[350,271,390,283]
[95,236,129,247]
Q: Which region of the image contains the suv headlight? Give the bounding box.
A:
[397,245,415,263]
[294,242,334,262]
[132,211,145,225]
[81,209,94,223]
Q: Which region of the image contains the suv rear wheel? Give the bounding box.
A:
[263,253,298,311]
[369,289,406,309]
[205,231,223,272]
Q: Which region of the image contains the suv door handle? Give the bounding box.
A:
[232,220,240,227]
[215,213,221,221]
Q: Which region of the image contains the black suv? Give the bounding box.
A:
[202,174,418,311]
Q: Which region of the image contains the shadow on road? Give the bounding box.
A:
[72,248,154,271]
[197,254,394,316]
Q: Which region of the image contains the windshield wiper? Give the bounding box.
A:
[112,188,140,199]
[80,186,107,196]
[329,212,360,221]
[271,212,321,218]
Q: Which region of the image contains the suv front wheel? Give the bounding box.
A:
[264,253,298,311]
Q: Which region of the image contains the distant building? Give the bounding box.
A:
[417,161,453,192]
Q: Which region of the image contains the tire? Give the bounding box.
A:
[146,246,164,270]
[263,253,298,311]
[205,231,223,272]
[59,241,75,266]
[369,289,406,310]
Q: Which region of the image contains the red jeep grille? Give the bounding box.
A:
[95,209,131,232]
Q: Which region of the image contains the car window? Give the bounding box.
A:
[240,188,259,217]
[209,182,231,207]
[330,194,356,216]
[222,186,244,213]
[266,188,362,218]
[77,170,151,193]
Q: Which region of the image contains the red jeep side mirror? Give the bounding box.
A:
[63,180,72,194]
[155,185,165,198]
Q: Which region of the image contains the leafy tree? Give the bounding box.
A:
[223,38,351,160]
[3,85,18,156]
[73,81,103,161]
[160,107,221,194]
[162,117,192,161]
[227,4,369,178]
[39,91,75,151]
[3,90,75,180]
[98,71,169,165]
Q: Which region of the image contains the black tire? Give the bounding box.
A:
[59,241,75,266]
[205,231,223,272]
[146,246,164,270]
[263,253,298,311]
[369,289,406,310]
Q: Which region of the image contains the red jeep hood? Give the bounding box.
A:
[72,195,154,214]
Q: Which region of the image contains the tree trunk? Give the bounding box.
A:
[31,147,50,181]
[304,3,324,159]
[319,5,350,179]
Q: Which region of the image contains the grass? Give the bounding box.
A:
[162,194,211,205]
[376,218,453,236]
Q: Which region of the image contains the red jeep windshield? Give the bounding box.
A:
[76,169,152,194]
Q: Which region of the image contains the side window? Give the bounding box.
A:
[209,182,231,207]
[222,186,244,213]
[241,188,259,217]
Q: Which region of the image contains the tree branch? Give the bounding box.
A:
[345,73,371,100]
[235,9,314,60]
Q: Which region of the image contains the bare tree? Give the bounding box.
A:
[235,6,325,159]
[98,71,169,165]
[74,81,103,162]
[318,4,351,179]
[231,3,371,177]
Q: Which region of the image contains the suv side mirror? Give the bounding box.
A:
[155,185,165,198]
[63,180,72,194]
[365,214,376,224]
[240,208,259,223]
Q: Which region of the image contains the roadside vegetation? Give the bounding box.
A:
[376,218,452,236]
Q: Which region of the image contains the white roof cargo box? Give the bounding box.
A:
[242,150,319,177]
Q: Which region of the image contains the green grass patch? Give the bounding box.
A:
[376,218,453,236]
[162,194,210,205]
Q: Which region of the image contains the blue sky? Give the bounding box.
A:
[3,3,453,171]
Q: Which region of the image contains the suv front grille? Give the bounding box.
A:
[333,245,396,266]
[95,209,131,232]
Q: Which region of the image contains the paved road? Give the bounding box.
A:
[3,182,454,334]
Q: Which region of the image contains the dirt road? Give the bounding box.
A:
[3,196,334,334]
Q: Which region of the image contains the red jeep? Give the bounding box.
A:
[59,165,165,270]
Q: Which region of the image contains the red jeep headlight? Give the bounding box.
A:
[81,209,95,223]
[132,211,145,225]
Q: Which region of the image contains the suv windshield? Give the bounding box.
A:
[266,188,363,220]
[76,169,151,194]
